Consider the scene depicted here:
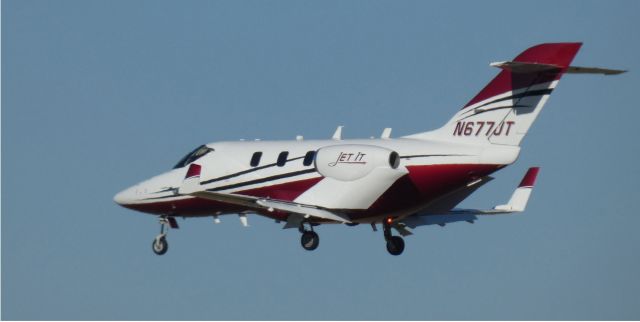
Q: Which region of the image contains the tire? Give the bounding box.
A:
[386,236,405,256]
[152,236,168,255]
[300,231,320,251]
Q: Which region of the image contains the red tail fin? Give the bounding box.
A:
[464,43,582,109]
[406,43,583,147]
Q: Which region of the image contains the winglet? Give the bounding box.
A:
[566,66,627,75]
[494,167,540,212]
[518,167,540,188]
[178,163,202,195]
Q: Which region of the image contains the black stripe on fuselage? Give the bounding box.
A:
[202,153,472,193]
[141,194,182,201]
[206,168,318,192]
[143,154,467,201]
[152,187,177,194]
[141,168,318,201]
[199,156,305,185]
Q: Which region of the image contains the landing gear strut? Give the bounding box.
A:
[299,222,319,251]
[152,217,169,255]
[383,218,405,256]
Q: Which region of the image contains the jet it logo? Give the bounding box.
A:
[328,152,367,167]
[453,121,515,137]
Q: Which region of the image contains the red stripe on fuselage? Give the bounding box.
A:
[121,177,323,217]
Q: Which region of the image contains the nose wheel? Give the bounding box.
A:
[299,222,319,251]
[152,217,171,255]
[383,218,405,256]
[152,235,168,255]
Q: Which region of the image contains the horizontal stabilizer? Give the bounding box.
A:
[491,61,627,75]
[566,66,627,75]
[490,61,562,73]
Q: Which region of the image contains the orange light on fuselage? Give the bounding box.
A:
[386,217,393,225]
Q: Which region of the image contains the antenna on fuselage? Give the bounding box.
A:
[239,214,249,227]
[380,128,392,139]
[332,126,343,140]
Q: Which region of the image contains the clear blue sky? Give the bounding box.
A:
[3,0,639,320]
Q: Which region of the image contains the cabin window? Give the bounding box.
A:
[250,152,262,167]
[303,151,316,166]
[277,151,289,167]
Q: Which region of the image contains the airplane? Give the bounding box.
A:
[114,42,625,256]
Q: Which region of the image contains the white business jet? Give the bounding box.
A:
[114,43,624,255]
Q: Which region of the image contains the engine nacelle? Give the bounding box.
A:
[315,144,400,181]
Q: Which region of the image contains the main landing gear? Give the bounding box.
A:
[299,222,319,251]
[152,216,178,255]
[383,217,405,256]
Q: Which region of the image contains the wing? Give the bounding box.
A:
[178,163,352,224]
[418,175,495,214]
[403,167,540,229]
[453,167,540,214]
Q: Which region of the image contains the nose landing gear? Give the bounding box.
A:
[383,217,405,256]
[152,216,177,255]
[299,222,319,251]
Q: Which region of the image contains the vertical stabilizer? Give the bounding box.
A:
[407,43,583,146]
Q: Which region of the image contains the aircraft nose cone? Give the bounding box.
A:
[114,186,137,206]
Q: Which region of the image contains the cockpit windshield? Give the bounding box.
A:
[173,145,213,169]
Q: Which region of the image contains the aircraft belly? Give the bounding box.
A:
[122,196,243,216]
[129,163,503,220]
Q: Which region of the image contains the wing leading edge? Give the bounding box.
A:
[178,163,352,224]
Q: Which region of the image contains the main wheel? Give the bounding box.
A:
[386,236,405,256]
[300,231,319,251]
[152,236,168,255]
